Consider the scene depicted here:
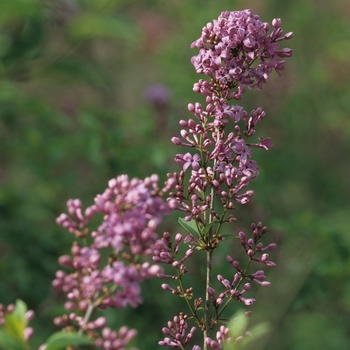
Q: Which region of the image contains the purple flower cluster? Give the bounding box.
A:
[159,315,197,348]
[155,224,276,348]
[205,326,230,350]
[95,326,138,350]
[54,174,173,349]
[191,9,293,99]
[169,100,271,223]
[57,174,175,252]
[206,223,276,309]
[157,9,292,350]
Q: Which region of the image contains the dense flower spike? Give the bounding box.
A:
[191,9,293,98]
[92,174,173,254]
[53,175,172,348]
[159,9,292,350]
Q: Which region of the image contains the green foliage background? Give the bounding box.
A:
[1,0,350,349]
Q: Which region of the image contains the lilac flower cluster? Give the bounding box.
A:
[205,222,276,309]
[54,174,174,349]
[159,315,197,348]
[205,326,230,350]
[191,9,293,99]
[169,100,270,223]
[157,9,292,350]
[95,326,138,350]
[154,226,275,349]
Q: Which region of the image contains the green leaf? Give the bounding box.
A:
[4,300,28,340]
[44,331,94,350]
[228,309,249,340]
[226,309,270,349]
[202,221,216,235]
[12,300,27,325]
[0,329,28,350]
[178,217,200,237]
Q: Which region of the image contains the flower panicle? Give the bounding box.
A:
[158,9,292,349]
[54,175,173,349]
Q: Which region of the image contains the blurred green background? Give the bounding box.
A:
[1,0,350,349]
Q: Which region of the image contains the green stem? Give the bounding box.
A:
[78,291,99,335]
[178,274,197,319]
[203,249,212,350]
[203,184,216,350]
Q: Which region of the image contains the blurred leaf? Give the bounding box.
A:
[1,16,46,80]
[0,330,27,350]
[44,331,94,350]
[4,300,28,340]
[227,309,270,350]
[68,13,140,43]
[228,309,249,341]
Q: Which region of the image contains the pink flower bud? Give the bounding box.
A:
[25,310,35,321]
[188,103,195,112]
[58,255,73,268]
[268,243,277,250]
[226,255,233,264]
[216,298,223,305]
[180,129,188,138]
[175,233,182,243]
[7,304,14,313]
[171,137,182,145]
[238,231,246,242]
[247,249,255,258]
[272,18,282,27]
[243,298,256,306]
[207,287,216,297]
[243,283,251,291]
[24,327,34,340]
[261,253,269,262]
[64,301,76,311]
[162,327,171,335]
[161,284,174,291]
[94,317,107,328]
